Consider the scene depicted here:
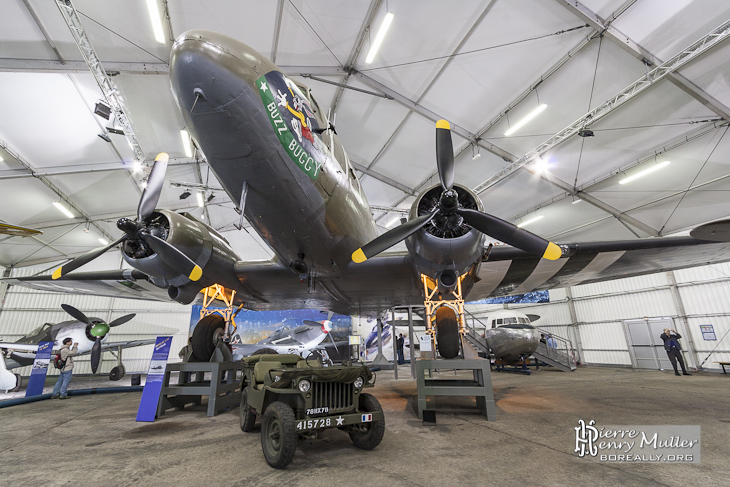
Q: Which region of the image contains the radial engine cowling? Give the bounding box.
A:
[406,184,485,289]
[121,209,239,304]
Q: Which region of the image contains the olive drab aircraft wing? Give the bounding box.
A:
[4,31,730,359]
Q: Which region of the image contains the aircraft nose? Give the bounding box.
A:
[169,30,268,111]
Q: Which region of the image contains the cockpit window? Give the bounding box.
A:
[28,323,53,337]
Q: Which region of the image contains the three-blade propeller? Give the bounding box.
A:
[61,304,135,374]
[352,120,562,263]
[52,153,203,282]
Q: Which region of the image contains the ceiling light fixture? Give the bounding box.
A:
[619,160,671,185]
[207,194,215,203]
[132,160,142,173]
[533,156,548,174]
[179,190,191,200]
[106,127,124,135]
[94,102,111,120]
[572,198,582,204]
[517,215,543,228]
[504,103,547,136]
[97,133,111,143]
[180,129,193,158]
[98,238,108,245]
[146,0,166,44]
[197,192,205,207]
[53,202,74,219]
[471,144,481,161]
[365,12,394,64]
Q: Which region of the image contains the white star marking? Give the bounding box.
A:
[259,81,268,93]
[336,416,344,426]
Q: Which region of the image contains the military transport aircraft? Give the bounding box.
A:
[4,30,730,362]
[0,304,152,392]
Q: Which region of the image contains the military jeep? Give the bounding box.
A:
[239,353,385,468]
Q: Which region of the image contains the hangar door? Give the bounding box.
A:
[624,319,674,370]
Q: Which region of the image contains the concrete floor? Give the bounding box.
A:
[1,365,729,487]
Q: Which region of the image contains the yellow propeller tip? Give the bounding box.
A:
[155,152,170,162]
[189,265,203,281]
[543,242,562,260]
[352,248,367,264]
[436,119,450,130]
[52,267,63,280]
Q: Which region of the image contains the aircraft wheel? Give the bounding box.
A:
[251,348,278,356]
[10,373,22,392]
[239,388,257,432]
[191,314,226,361]
[349,393,385,450]
[109,365,126,381]
[435,306,460,359]
[260,401,297,468]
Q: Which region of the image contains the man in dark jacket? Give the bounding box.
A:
[660,328,691,376]
[50,338,78,399]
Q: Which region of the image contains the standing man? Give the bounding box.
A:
[50,338,78,399]
[396,333,405,365]
[660,328,691,376]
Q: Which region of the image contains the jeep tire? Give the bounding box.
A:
[239,388,256,432]
[349,393,385,450]
[261,401,298,468]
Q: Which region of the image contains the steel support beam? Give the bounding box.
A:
[557,0,730,121]
[0,59,170,75]
[473,18,730,195]
[350,160,416,196]
[0,158,194,180]
[270,0,284,63]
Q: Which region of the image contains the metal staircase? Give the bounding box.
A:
[532,329,577,372]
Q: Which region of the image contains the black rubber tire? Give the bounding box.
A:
[109,365,126,381]
[191,314,226,361]
[260,401,298,468]
[435,306,460,359]
[349,393,385,450]
[251,348,278,356]
[10,373,22,393]
[240,389,256,432]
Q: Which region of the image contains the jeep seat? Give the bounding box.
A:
[253,361,282,387]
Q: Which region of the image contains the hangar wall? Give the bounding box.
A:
[0,259,193,378]
[465,262,730,372]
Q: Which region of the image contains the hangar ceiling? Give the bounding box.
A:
[1,0,729,270]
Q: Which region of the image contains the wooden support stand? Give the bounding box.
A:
[157,361,242,417]
[416,358,496,421]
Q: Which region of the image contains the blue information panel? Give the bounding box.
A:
[25,341,53,397]
[136,336,173,422]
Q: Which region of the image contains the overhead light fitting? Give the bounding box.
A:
[97,133,111,143]
[180,129,193,158]
[619,160,671,185]
[197,192,205,208]
[533,157,548,174]
[146,0,166,44]
[517,215,543,228]
[106,127,124,135]
[471,144,481,161]
[504,103,547,136]
[179,190,191,200]
[94,102,112,120]
[572,198,582,204]
[53,202,74,219]
[207,194,215,203]
[578,128,594,137]
[365,12,394,64]
[98,238,108,245]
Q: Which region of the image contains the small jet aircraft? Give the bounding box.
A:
[230,313,345,361]
[0,304,152,392]
[6,30,730,363]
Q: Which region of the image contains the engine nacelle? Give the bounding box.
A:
[406,184,485,287]
[122,210,240,304]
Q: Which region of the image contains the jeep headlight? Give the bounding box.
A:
[353,376,364,389]
[298,379,311,392]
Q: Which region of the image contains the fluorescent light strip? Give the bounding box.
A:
[504,103,548,136]
[53,202,74,219]
[197,192,205,208]
[517,215,543,228]
[365,12,394,64]
[98,238,109,245]
[619,160,671,185]
[181,130,192,158]
[572,198,582,204]
[146,0,165,44]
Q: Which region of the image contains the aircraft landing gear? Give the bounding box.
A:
[109,345,126,381]
[10,373,22,392]
[422,274,466,359]
[189,284,243,361]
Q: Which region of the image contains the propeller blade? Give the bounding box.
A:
[52,236,127,279]
[352,211,438,263]
[108,313,136,327]
[61,304,92,325]
[435,120,455,190]
[329,332,339,353]
[140,233,203,281]
[303,320,321,328]
[137,153,169,222]
[456,208,562,260]
[91,338,101,374]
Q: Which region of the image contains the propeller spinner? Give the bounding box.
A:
[52,153,203,282]
[352,120,562,263]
